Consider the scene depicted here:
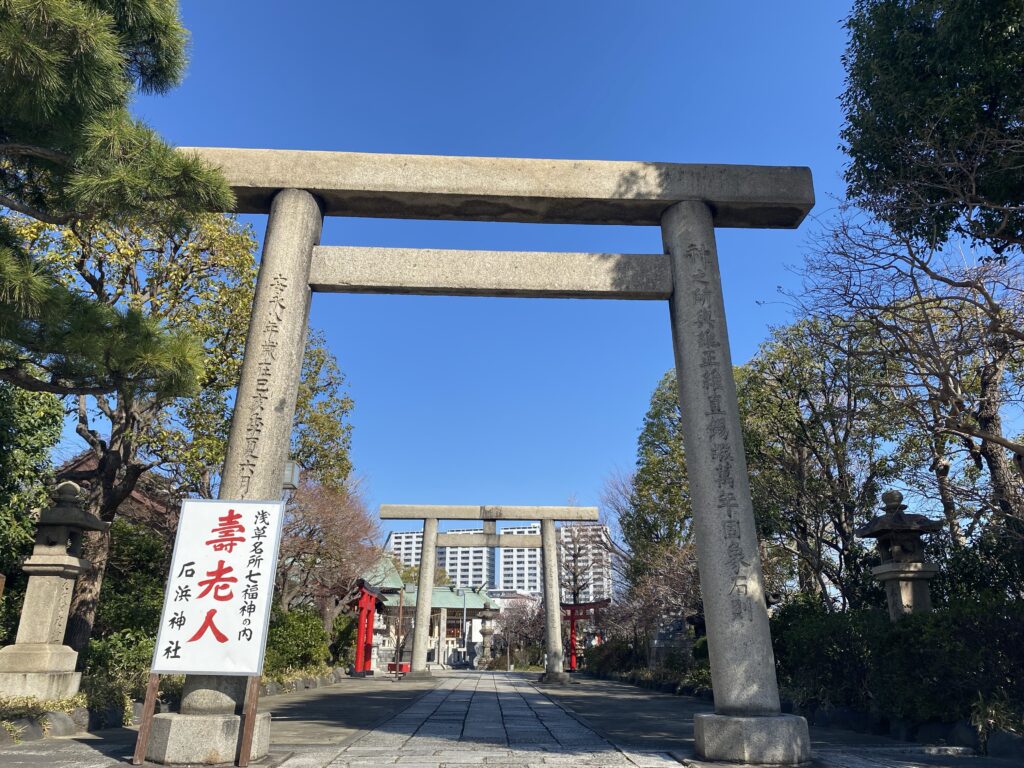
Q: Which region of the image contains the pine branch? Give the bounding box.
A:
[0,192,72,225]
[0,144,71,165]
[0,365,112,396]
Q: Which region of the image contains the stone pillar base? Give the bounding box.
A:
[0,670,81,699]
[0,643,79,672]
[145,712,271,765]
[402,669,434,679]
[695,713,810,765]
[540,671,571,685]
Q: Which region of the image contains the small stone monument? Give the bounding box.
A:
[857,490,942,621]
[0,481,109,698]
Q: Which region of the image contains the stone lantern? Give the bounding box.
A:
[478,605,498,664]
[0,481,109,698]
[856,490,942,622]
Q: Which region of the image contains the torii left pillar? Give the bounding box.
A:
[146,189,323,765]
[353,588,376,675]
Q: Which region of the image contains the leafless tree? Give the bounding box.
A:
[275,476,381,632]
[802,207,1024,531]
[494,598,545,666]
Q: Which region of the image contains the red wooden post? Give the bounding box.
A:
[354,591,367,673]
[364,598,376,673]
[569,610,578,672]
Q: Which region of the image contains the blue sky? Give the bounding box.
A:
[121,2,853,535]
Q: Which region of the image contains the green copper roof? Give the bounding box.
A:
[359,557,404,591]
[380,584,497,611]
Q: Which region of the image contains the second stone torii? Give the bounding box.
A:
[379,504,599,683]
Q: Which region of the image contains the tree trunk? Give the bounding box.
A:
[977,357,1024,520]
[64,526,112,652]
[61,434,148,654]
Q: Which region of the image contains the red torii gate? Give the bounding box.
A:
[352,586,377,675]
[561,598,610,672]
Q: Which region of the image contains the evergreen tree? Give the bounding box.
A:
[0,381,62,642]
[842,0,1024,255]
[0,0,231,396]
[619,371,691,581]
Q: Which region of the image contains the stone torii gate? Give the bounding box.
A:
[151,146,814,766]
[380,504,598,683]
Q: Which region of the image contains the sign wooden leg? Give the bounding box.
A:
[132,673,161,765]
[236,675,262,767]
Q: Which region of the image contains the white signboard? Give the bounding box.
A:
[151,499,284,675]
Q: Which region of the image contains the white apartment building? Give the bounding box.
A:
[384,529,423,567]
[438,528,496,589]
[498,523,543,596]
[385,522,612,601]
[384,528,496,589]
[558,523,612,604]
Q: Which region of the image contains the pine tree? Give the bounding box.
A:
[0,0,232,396]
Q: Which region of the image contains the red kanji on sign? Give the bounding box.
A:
[196,560,237,601]
[206,508,246,553]
[188,609,229,643]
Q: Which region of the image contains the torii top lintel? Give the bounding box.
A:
[180,147,814,229]
[379,505,599,521]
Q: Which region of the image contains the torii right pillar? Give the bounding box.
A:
[662,201,810,765]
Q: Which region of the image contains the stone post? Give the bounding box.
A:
[437,607,448,666]
[0,482,108,699]
[479,607,496,666]
[147,189,323,765]
[662,201,809,765]
[540,519,569,684]
[408,517,438,677]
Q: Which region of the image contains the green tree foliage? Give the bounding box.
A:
[619,370,691,580]
[0,0,229,230]
[842,0,1024,255]
[291,330,355,493]
[0,381,62,573]
[264,605,330,675]
[738,319,899,608]
[92,518,170,638]
[0,0,232,396]
[399,563,451,587]
[0,381,62,643]
[4,214,258,650]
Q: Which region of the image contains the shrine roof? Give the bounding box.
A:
[358,557,404,591]
[380,584,496,611]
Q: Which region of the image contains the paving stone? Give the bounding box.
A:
[621,751,683,767]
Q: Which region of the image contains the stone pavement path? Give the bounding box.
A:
[0,671,1018,768]
[307,673,676,768]
[541,675,1016,768]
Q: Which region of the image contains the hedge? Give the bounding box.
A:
[771,595,1024,728]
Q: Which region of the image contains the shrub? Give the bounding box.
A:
[583,639,645,675]
[329,614,356,666]
[771,594,1024,728]
[93,519,170,638]
[80,629,156,717]
[771,596,886,713]
[691,635,708,662]
[263,606,330,675]
[0,693,87,721]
